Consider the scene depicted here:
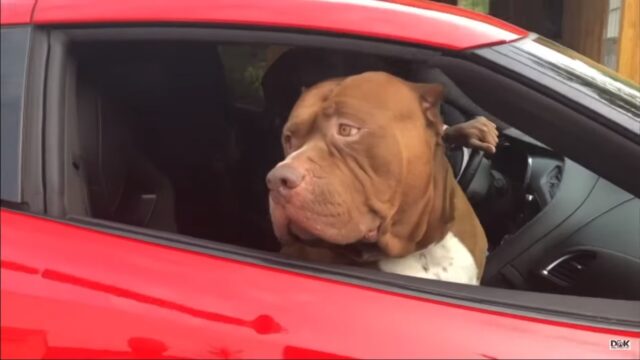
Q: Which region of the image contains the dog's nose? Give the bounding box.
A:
[266,164,305,191]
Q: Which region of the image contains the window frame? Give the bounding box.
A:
[42,25,640,331]
[0,25,46,213]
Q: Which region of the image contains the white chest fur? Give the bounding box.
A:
[377,232,479,285]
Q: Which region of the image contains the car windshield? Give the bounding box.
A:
[514,36,640,122]
[475,34,640,136]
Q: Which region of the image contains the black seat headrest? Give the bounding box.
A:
[261,48,397,128]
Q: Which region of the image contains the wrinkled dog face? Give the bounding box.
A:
[267,72,444,257]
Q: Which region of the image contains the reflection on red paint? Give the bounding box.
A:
[1,260,40,275]
[127,337,169,358]
[283,346,354,359]
[39,268,285,335]
[1,327,48,359]
[208,346,244,359]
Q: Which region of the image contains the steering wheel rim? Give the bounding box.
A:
[458,148,484,193]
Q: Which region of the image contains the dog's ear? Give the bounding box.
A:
[408,82,445,137]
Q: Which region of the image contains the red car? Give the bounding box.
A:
[2,0,639,358]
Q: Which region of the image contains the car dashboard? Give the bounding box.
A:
[479,130,640,300]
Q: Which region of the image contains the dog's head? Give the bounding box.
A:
[267,71,447,259]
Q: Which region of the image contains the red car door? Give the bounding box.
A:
[3,209,639,359]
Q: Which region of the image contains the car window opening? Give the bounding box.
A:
[61,39,639,302]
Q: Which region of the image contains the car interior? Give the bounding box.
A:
[57,37,639,301]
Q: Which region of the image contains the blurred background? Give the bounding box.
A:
[432,0,639,84]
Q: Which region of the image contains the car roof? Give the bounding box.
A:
[2,0,527,50]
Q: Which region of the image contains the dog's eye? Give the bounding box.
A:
[337,123,360,137]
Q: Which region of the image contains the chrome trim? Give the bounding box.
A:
[523,154,533,187]
[455,146,471,181]
[540,253,578,277]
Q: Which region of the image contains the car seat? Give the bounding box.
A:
[66,72,177,232]
[104,42,242,243]
[68,41,242,242]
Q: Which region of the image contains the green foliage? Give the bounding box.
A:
[458,0,489,14]
[219,45,269,109]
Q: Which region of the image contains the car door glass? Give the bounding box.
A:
[1,26,30,203]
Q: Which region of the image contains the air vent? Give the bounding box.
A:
[540,251,596,287]
[546,166,562,199]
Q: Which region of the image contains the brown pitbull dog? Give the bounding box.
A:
[267,72,488,284]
